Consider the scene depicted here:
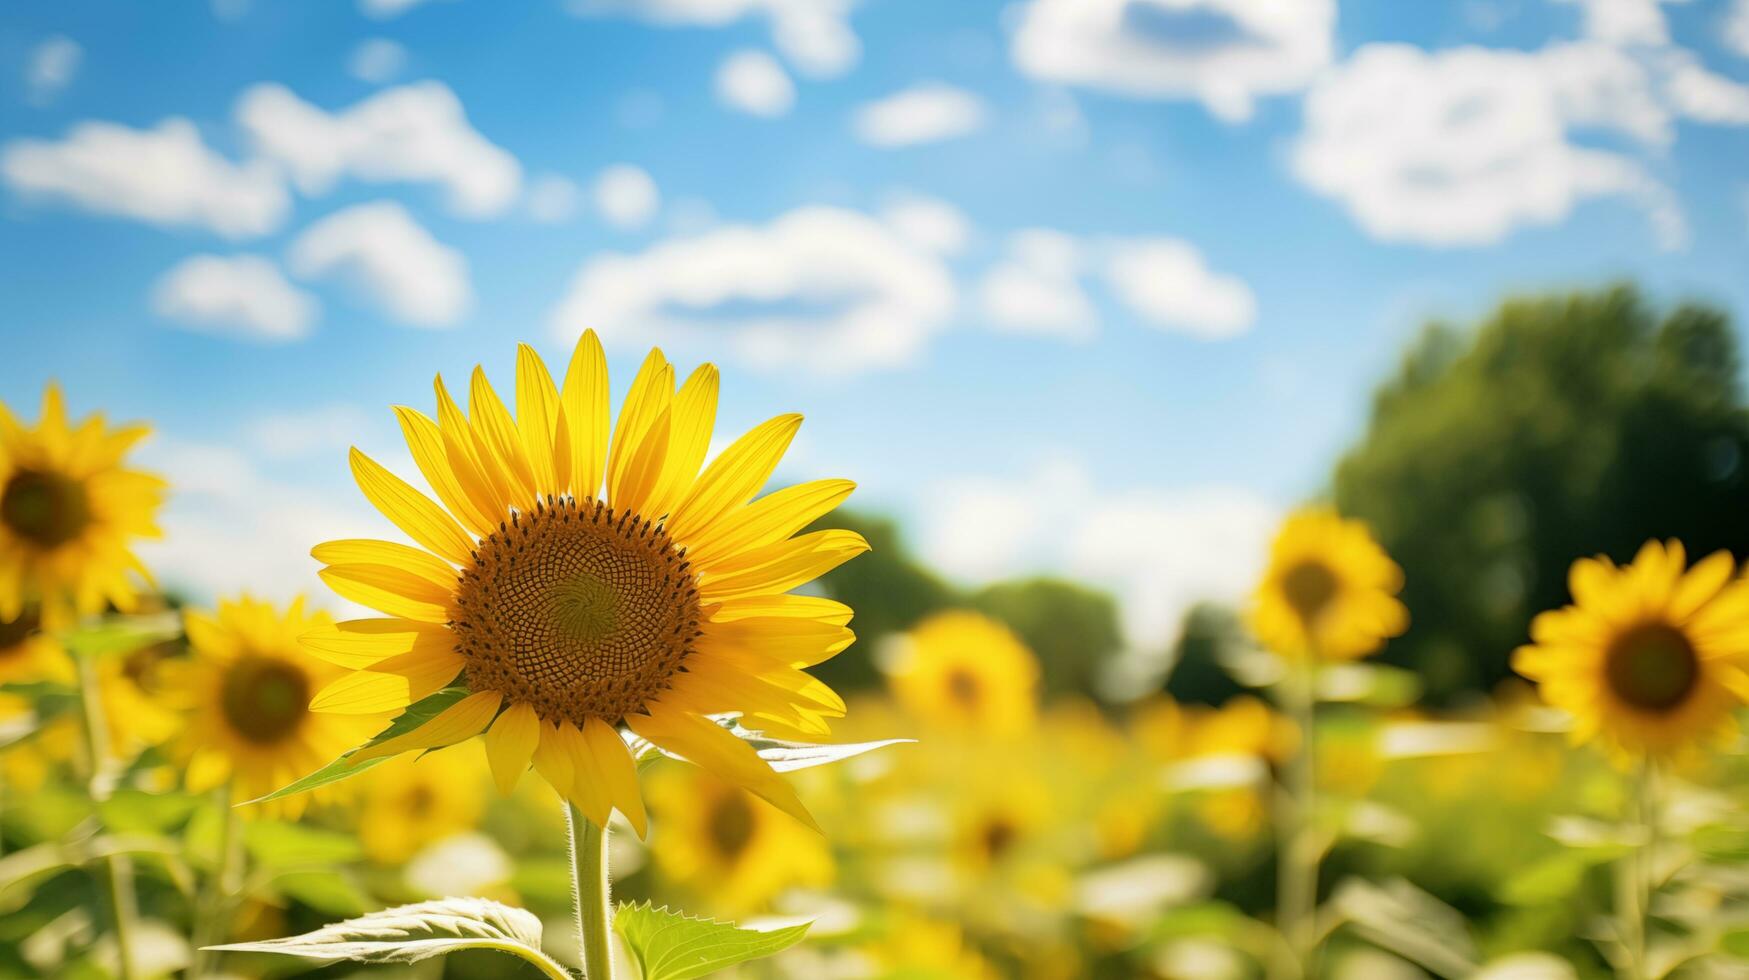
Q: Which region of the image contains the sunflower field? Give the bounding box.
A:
[8,3,1749,977]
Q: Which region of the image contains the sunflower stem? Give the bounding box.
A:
[567,802,614,980]
[72,648,139,980]
[191,784,243,978]
[1275,657,1319,979]
[1616,758,1659,980]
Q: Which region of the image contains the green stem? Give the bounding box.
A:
[1275,658,1319,979]
[567,802,613,980]
[73,650,138,980]
[1616,759,1657,980]
[190,786,242,977]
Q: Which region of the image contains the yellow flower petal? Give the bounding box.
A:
[583,717,647,837]
[349,448,476,565]
[555,720,611,826]
[626,704,818,832]
[394,406,496,536]
[352,690,502,763]
[606,349,673,511]
[470,366,539,504]
[309,648,463,713]
[561,329,610,502]
[436,374,515,522]
[696,529,870,602]
[667,414,802,544]
[515,344,563,497]
[644,363,718,519]
[685,479,855,569]
[484,701,540,795]
[311,539,459,588]
[300,619,454,669]
[318,565,452,623]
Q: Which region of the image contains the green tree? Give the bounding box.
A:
[1333,286,1749,701]
[1161,602,1250,706]
[970,577,1124,699]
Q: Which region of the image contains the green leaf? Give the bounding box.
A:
[244,687,471,805]
[57,614,181,659]
[1497,851,1617,906]
[205,897,570,979]
[244,820,365,868]
[98,789,200,835]
[614,901,810,980]
[272,870,371,917]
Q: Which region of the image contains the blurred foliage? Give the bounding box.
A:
[812,513,1126,701]
[1334,285,1749,702]
[1160,603,1250,707]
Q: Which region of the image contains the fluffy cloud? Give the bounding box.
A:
[288,201,471,327]
[360,0,452,18]
[918,457,1279,649]
[881,192,971,256]
[25,35,81,105]
[1292,42,1683,248]
[348,38,408,84]
[592,164,660,229]
[151,254,317,342]
[525,173,582,223]
[1,118,289,238]
[568,0,860,77]
[1729,0,1749,58]
[245,404,374,459]
[1009,0,1337,122]
[1554,0,1671,45]
[853,83,986,147]
[1661,50,1749,123]
[1104,238,1255,339]
[236,81,521,218]
[548,205,955,375]
[977,230,1096,339]
[134,437,386,607]
[715,49,796,117]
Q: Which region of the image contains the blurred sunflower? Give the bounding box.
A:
[0,384,165,628]
[647,767,832,914]
[303,332,864,834]
[0,607,71,685]
[1513,540,1749,759]
[886,610,1038,736]
[1249,507,1407,661]
[168,597,384,817]
[357,741,489,864]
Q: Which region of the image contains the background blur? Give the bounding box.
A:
[5,1,1749,977]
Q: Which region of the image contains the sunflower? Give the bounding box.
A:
[1512,540,1749,759]
[357,741,490,864]
[0,384,165,628]
[886,610,1038,736]
[303,332,864,835]
[1249,507,1407,661]
[168,596,384,818]
[0,606,72,686]
[646,766,832,914]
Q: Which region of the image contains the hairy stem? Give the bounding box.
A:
[568,803,613,980]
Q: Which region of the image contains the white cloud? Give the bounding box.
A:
[715,49,796,117]
[548,205,955,376]
[1,118,289,238]
[568,0,860,77]
[152,254,318,342]
[348,38,408,84]
[1010,0,1336,122]
[853,83,986,147]
[1104,238,1255,339]
[288,201,471,327]
[25,35,81,106]
[977,229,1096,340]
[1729,0,1749,58]
[1554,0,1672,46]
[918,457,1279,649]
[525,173,582,223]
[360,0,452,18]
[1661,50,1749,123]
[592,164,660,229]
[881,192,970,256]
[236,81,521,218]
[135,437,386,608]
[1292,42,1683,248]
[245,404,374,459]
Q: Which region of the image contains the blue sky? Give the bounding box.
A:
[2,0,1747,650]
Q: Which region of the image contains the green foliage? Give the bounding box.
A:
[1162,602,1251,705]
[1334,286,1749,701]
[206,897,571,978]
[971,577,1123,697]
[613,901,811,980]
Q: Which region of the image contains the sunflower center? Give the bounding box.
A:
[980,817,1017,861]
[946,667,981,708]
[1282,560,1339,624]
[708,790,757,860]
[1,469,90,548]
[0,607,41,655]
[454,498,700,728]
[220,656,310,744]
[1605,623,1699,713]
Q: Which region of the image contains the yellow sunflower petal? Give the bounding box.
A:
[351,690,501,763]
[685,479,855,569]
[531,721,575,797]
[612,406,672,516]
[667,414,802,544]
[470,366,539,504]
[555,720,611,826]
[515,344,563,497]
[318,565,452,623]
[394,406,496,536]
[582,718,647,836]
[309,648,463,713]
[644,363,718,519]
[484,701,540,795]
[626,704,818,832]
[311,539,459,588]
[436,374,515,521]
[300,619,454,669]
[606,349,673,510]
[561,329,610,502]
[349,448,476,565]
[696,529,869,602]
